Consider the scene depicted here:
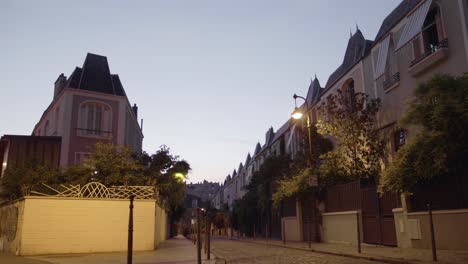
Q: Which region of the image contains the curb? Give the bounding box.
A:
[226,238,413,264]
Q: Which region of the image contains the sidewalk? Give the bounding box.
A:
[217,236,468,264]
[1,235,215,264]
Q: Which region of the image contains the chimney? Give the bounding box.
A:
[54,73,67,99]
[132,103,138,118]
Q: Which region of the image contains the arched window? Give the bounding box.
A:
[78,101,112,138]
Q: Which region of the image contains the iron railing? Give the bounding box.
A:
[410,38,448,67]
[76,128,112,138]
[383,72,400,90]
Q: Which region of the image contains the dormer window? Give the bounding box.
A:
[77,101,112,138]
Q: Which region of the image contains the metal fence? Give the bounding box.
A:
[325,181,360,212]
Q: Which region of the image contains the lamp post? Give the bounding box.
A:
[291,94,315,185]
[291,94,320,242]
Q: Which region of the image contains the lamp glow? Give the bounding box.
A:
[291,107,304,119]
[174,172,185,182]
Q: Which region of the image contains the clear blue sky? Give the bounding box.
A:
[1,0,401,183]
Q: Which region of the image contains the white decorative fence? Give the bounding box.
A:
[29,182,155,199]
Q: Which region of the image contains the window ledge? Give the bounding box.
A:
[408,47,449,76]
[384,81,400,93]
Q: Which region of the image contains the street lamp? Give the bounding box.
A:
[291,93,320,243]
[292,94,314,183]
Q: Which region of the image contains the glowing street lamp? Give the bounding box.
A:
[291,107,304,120]
[173,172,186,182]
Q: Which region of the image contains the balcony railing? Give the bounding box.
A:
[383,72,400,91]
[410,38,448,67]
[76,128,112,139]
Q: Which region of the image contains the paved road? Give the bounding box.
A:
[211,239,385,264]
[3,235,214,264]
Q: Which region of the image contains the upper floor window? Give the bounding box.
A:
[412,3,447,63]
[78,101,112,138]
[342,79,356,111]
[422,4,445,53]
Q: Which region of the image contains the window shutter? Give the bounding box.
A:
[395,0,433,50]
[79,105,87,130]
[435,14,444,42]
[103,107,111,135]
[412,36,423,60]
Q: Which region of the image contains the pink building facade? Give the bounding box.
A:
[32,53,143,167]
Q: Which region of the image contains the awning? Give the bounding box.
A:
[286,124,296,151]
[374,35,391,79]
[395,0,433,50]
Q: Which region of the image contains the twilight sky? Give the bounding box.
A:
[1,0,401,183]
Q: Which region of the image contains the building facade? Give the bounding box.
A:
[32,53,143,167]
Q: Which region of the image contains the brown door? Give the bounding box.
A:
[361,186,398,246]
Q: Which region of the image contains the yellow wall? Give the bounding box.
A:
[321,210,362,245]
[16,196,159,255]
[154,204,168,248]
[394,208,468,250]
[282,217,301,241]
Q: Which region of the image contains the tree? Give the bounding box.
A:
[272,126,333,204]
[316,90,384,183]
[379,74,468,193]
[144,145,191,236]
[0,163,59,200]
[67,142,144,186]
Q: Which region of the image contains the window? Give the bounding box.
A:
[422,5,445,54]
[78,102,112,138]
[412,4,446,62]
[74,152,90,165]
[342,79,356,111]
[383,36,400,91]
[394,129,407,152]
[191,199,198,208]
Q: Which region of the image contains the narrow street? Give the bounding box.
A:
[211,238,385,264]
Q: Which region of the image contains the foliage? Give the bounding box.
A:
[80,142,144,186]
[272,126,333,204]
[0,163,59,200]
[316,90,384,182]
[143,145,191,223]
[229,155,291,234]
[379,74,468,193]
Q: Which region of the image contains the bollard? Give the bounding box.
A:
[207,219,211,260]
[127,194,135,264]
[427,203,437,261]
[282,219,285,244]
[356,210,361,254]
[308,216,312,249]
[204,216,207,255]
[253,224,256,240]
[197,209,201,264]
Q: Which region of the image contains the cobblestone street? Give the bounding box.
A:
[211,239,385,264]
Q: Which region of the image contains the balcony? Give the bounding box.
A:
[409,38,449,76]
[383,72,400,93]
[76,128,112,139]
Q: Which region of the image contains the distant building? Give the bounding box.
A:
[32,53,143,167]
[186,180,220,204]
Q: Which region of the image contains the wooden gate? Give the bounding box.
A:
[361,186,399,246]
